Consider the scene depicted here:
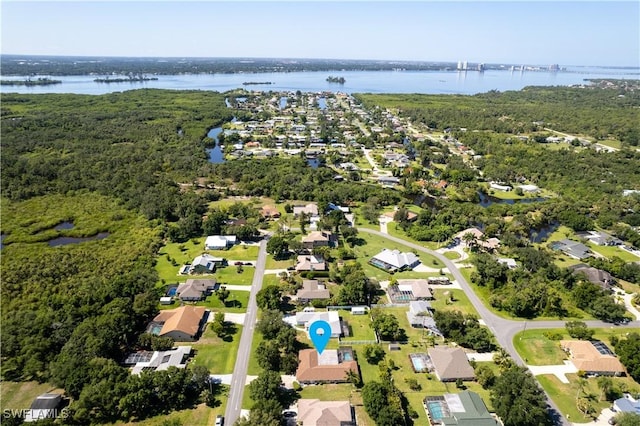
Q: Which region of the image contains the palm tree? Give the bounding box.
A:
[597,376,613,401]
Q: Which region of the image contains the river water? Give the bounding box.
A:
[1,67,637,96]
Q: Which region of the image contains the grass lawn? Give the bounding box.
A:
[213,266,255,286]
[265,253,296,270]
[513,327,640,366]
[299,383,355,400]
[261,273,283,287]
[350,232,443,281]
[197,290,250,313]
[0,381,63,411]
[512,329,567,365]
[588,243,640,262]
[192,324,243,374]
[443,251,461,260]
[339,310,377,342]
[246,332,264,376]
[430,288,479,317]
[116,400,227,426]
[537,374,639,423]
[156,239,258,284]
[598,139,623,150]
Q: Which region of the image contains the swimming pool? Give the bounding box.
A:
[342,352,353,361]
[409,353,430,372]
[427,401,446,421]
[412,357,425,371]
[167,287,177,296]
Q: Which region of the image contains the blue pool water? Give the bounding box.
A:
[428,402,446,420]
[167,288,177,296]
[412,357,425,371]
[342,352,353,361]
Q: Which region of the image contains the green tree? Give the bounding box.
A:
[266,235,289,259]
[490,365,551,426]
[256,285,282,311]
[565,321,594,340]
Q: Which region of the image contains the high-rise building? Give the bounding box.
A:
[457,61,463,70]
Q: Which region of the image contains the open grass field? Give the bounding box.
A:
[338,310,377,342]
[351,231,443,281]
[192,324,243,374]
[537,374,638,423]
[265,253,297,270]
[0,381,64,411]
[513,327,640,366]
[116,398,227,426]
[198,290,250,313]
[156,239,258,284]
[588,243,640,262]
[430,288,478,317]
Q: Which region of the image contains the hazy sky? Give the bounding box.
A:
[1,1,639,66]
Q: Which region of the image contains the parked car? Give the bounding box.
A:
[215,415,224,426]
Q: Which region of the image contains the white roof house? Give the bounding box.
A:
[369,249,420,272]
[204,235,237,250]
[129,346,192,375]
[295,310,341,337]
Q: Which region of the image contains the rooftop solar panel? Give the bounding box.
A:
[591,341,615,356]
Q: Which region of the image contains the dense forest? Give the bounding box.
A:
[1,90,233,220]
[1,55,463,76]
[356,86,640,145]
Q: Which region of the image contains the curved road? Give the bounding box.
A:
[359,228,639,426]
[224,239,268,426]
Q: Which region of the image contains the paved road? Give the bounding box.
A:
[359,228,639,426]
[224,239,268,425]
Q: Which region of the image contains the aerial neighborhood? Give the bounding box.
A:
[2,69,640,426]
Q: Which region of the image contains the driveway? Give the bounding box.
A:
[527,361,578,384]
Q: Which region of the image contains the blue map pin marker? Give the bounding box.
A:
[309,320,332,354]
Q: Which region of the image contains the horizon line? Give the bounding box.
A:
[1,53,639,69]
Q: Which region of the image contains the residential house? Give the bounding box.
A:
[424,391,499,426]
[428,277,451,285]
[294,203,319,217]
[552,239,592,260]
[261,205,281,219]
[296,279,331,303]
[489,182,512,191]
[176,279,217,302]
[388,279,433,303]
[406,301,441,336]
[577,230,623,247]
[497,258,518,269]
[24,393,65,423]
[518,184,540,193]
[302,231,338,250]
[383,210,418,222]
[295,348,358,384]
[377,176,401,185]
[189,254,224,274]
[569,264,615,291]
[613,394,640,415]
[296,255,327,272]
[295,310,342,337]
[428,346,476,382]
[204,235,237,250]
[561,340,626,376]
[297,399,355,426]
[369,249,420,272]
[125,346,193,375]
[151,306,207,342]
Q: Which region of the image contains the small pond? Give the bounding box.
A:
[529,221,559,243]
[48,232,110,247]
[54,221,75,230]
[478,191,547,208]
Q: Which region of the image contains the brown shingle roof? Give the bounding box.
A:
[561,340,626,374]
[297,399,354,425]
[295,349,358,383]
[154,306,206,337]
[428,346,476,381]
[297,279,331,300]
